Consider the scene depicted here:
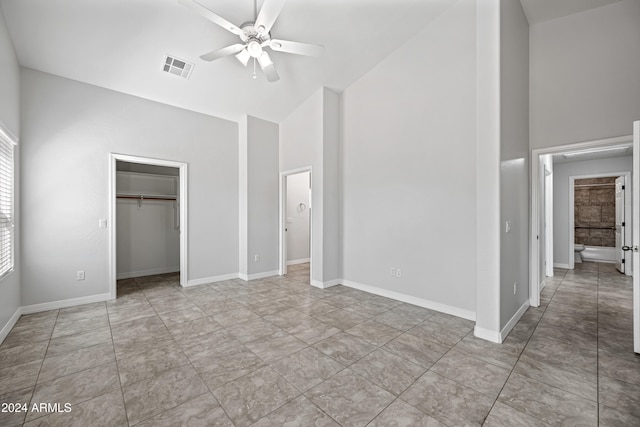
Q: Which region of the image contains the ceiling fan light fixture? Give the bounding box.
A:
[235,49,250,66]
[257,51,273,68]
[247,40,263,58]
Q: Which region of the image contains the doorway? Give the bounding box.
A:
[568,172,631,273]
[109,154,188,299]
[279,167,312,278]
[531,135,633,306]
[531,133,639,355]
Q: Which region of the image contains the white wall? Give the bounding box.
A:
[553,156,633,267]
[20,68,239,306]
[499,0,529,330]
[286,171,310,263]
[0,6,20,341]
[280,90,321,173]
[530,0,640,149]
[116,172,180,278]
[342,0,477,316]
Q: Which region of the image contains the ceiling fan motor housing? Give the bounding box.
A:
[239,22,271,58]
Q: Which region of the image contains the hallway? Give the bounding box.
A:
[493,261,639,425]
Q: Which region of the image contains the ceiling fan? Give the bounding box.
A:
[179,0,324,82]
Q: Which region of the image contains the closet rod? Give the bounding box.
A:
[116,195,177,201]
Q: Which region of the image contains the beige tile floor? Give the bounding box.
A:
[1,262,639,426]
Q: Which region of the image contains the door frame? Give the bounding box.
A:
[544,162,554,277]
[530,135,632,307]
[633,120,640,354]
[109,153,188,299]
[568,171,631,271]
[279,167,312,276]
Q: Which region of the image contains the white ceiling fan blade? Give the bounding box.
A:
[200,44,246,61]
[255,0,288,35]
[179,0,244,37]
[257,51,280,82]
[269,39,324,57]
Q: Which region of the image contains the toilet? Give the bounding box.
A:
[574,244,585,263]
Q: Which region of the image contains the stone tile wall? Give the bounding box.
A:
[574,177,616,247]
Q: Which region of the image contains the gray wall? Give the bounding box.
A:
[279,87,341,286]
[321,89,341,283]
[553,156,633,266]
[20,68,239,306]
[499,0,529,330]
[0,6,20,338]
[247,116,279,276]
[342,0,477,314]
[530,0,640,149]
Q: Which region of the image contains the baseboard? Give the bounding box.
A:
[553,263,570,269]
[341,279,476,321]
[21,293,112,315]
[185,273,239,287]
[287,258,310,266]
[500,299,530,340]
[310,279,341,289]
[474,326,502,343]
[0,307,22,345]
[239,270,280,282]
[117,266,180,280]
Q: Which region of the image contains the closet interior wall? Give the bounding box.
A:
[116,162,180,280]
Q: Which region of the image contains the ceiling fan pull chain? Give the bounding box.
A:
[253,58,257,79]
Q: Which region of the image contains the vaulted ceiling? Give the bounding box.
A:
[0,0,625,123]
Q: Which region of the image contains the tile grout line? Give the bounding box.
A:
[20,309,60,426]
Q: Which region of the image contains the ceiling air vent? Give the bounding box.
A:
[163,55,194,79]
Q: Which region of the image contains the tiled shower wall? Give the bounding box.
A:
[574,177,616,247]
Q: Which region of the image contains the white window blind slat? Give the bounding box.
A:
[0,132,14,278]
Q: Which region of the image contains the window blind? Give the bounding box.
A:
[0,132,14,278]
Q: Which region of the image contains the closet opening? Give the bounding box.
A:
[109,154,188,299]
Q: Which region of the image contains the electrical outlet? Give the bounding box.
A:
[254,254,260,262]
[390,267,396,276]
[77,270,85,281]
[513,281,517,295]
[396,268,402,278]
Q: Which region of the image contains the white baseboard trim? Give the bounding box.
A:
[474,326,502,343]
[310,279,341,289]
[239,270,280,282]
[341,279,476,321]
[539,279,547,292]
[185,273,240,287]
[500,300,530,341]
[21,293,112,315]
[287,258,310,266]
[0,307,22,345]
[553,263,570,269]
[117,266,180,280]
